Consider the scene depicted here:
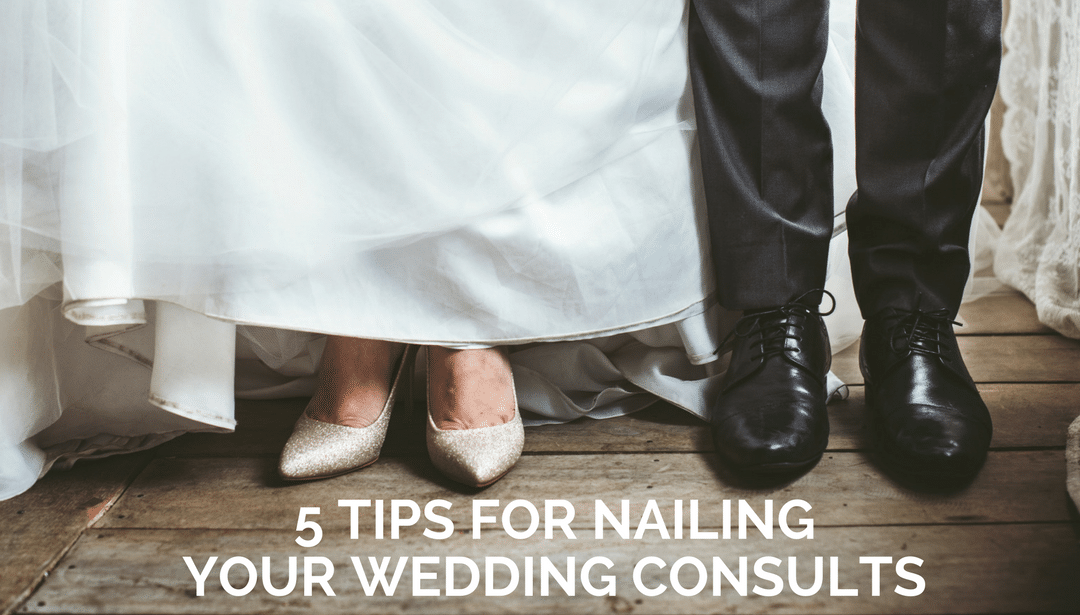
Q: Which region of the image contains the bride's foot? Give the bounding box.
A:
[307,337,406,428]
[427,346,517,430]
[278,337,409,481]
[426,346,523,487]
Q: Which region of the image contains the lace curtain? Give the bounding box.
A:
[996,0,1080,339]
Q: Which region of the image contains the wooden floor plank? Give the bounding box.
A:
[22,524,1079,614]
[95,451,1070,533]
[832,335,1080,385]
[526,382,1080,452]
[956,291,1052,335]
[982,201,1011,228]
[828,384,1079,451]
[157,382,1078,459]
[155,398,304,459]
[0,454,150,615]
[159,398,711,458]
[970,382,1079,448]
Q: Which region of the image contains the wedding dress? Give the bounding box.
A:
[0,0,993,500]
[994,0,1080,512]
[996,0,1080,339]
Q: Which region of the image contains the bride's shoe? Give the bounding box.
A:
[425,347,524,488]
[279,344,414,481]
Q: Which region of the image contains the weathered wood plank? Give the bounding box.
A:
[0,454,150,615]
[956,290,1051,335]
[981,201,1011,227]
[160,398,710,458]
[827,383,1078,451]
[532,383,1077,453]
[95,450,1070,533]
[832,335,1080,385]
[156,398,310,459]
[22,524,1079,614]
[983,82,1012,204]
[970,382,1079,448]
[158,382,1078,459]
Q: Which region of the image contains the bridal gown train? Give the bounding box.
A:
[0,0,994,499]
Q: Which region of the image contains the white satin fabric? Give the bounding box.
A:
[0,0,996,500]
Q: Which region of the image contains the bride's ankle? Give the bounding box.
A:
[308,336,406,429]
[427,346,516,431]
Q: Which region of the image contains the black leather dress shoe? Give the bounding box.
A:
[710,298,831,473]
[860,308,992,481]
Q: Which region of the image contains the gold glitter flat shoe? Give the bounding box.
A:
[279,345,414,481]
[425,348,524,488]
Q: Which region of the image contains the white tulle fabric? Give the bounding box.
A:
[0,0,999,500]
[996,0,1080,339]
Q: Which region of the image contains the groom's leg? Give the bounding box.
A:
[689,0,834,473]
[850,0,1002,483]
[848,0,1002,318]
[688,0,832,310]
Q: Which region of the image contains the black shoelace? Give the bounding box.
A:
[886,308,961,361]
[724,290,835,362]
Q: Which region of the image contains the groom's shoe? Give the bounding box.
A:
[710,296,831,473]
[860,308,992,482]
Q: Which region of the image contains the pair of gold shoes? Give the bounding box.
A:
[278,345,524,487]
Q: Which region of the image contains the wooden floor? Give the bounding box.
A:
[3,289,1079,613]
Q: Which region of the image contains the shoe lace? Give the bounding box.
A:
[724,290,835,362]
[887,307,961,361]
